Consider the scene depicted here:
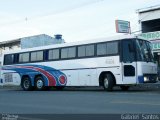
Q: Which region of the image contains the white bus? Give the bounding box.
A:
[0,35,158,91]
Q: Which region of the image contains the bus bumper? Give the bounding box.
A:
[138,74,158,83]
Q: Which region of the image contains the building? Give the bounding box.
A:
[21,34,64,49]
[0,39,20,55]
[0,34,65,64]
[137,5,160,66]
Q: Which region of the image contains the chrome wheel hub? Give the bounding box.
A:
[24,80,30,89]
[104,78,109,88]
[36,80,43,89]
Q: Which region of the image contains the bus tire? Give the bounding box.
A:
[21,76,33,91]
[35,76,45,91]
[103,74,114,91]
[120,86,130,91]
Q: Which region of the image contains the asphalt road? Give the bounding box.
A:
[0,86,160,114]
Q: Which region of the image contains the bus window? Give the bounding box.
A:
[19,53,29,63]
[136,40,154,62]
[61,47,76,59]
[49,49,60,60]
[78,46,85,57]
[61,48,68,59]
[4,54,14,65]
[97,43,107,56]
[122,40,136,63]
[107,42,118,55]
[86,45,94,57]
[68,47,76,58]
[78,45,94,57]
[31,51,43,62]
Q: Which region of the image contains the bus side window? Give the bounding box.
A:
[97,43,107,56]
[68,47,76,58]
[106,42,118,55]
[4,54,14,65]
[78,44,95,58]
[86,45,94,57]
[48,49,60,60]
[31,51,43,62]
[61,48,68,59]
[78,46,85,57]
[61,47,76,59]
[19,53,29,63]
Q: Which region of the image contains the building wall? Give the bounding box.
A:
[139,9,160,33]
[21,34,64,49]
[138,7,160,67]
[139,9,160,22]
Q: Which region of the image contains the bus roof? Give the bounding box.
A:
[3,34,145,54]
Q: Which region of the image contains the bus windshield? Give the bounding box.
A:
[136,39,154,62]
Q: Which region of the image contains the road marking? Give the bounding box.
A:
[111,101,160,106]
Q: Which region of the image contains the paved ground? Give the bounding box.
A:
[0,85,160,114]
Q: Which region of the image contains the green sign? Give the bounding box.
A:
[139,31,160,50]
[152,42,160,50]
[139,31,160,41]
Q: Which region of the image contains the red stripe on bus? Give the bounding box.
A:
[15,66,56,86]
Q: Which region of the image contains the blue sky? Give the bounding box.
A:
[0,0,160,42]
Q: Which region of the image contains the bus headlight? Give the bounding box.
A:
[144,76,149,82]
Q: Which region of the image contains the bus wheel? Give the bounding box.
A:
[35,76,45,91]
[21,76,33,91]
[120,86,130,91]
[103,74,114,91]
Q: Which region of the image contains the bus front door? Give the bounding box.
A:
[122,40,137,84]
